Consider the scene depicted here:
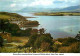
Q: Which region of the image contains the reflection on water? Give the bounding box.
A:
[18,13,80,38]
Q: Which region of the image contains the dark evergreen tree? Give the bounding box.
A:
[0,36,3,47]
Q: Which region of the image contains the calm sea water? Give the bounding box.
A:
[18,13,80,38]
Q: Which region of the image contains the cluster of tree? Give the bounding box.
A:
[24,33,53,52]
[0,19,10,33]
[23,30,80,53]
[13,28,32,36]
[0,19,32,37]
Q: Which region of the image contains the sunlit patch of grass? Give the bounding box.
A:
[12,37,29,44]
[0,14,11,19]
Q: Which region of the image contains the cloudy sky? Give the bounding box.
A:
[0,0,80,11]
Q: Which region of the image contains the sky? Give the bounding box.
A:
[0,0,80,11]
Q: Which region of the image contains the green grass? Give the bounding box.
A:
[0,14,11,19]
[0,12,25,20]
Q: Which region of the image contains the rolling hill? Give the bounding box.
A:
[53,5,80,12]
[18,7,52,12]
[18,5,80,12]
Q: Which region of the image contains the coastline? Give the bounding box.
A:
[0,12,39,28]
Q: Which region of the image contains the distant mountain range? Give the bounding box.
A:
[54,5,80,12]
[18,7,53,12]
[16,5,80,13]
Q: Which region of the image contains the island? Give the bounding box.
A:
[34,12,80,16]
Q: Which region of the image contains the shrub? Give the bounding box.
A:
[58,42,80,53]
[40,42,50,51]
[58,47,70,53]
[24,34,38,47]
[62,37,78,46]
[34,34,53,51]
[53,44,62,52]
[57,37,78,46]
[69,42,80,53]
[24,33,53,52]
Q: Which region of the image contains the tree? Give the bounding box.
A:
[0,36,3,47]
[6,23,20,34]
[39,28,45,34]
[75,32,80,41]
[0,19,9,33]
[0,19,21,35]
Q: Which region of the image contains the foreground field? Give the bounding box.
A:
[0,36,29,53]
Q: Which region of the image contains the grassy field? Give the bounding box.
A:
[0,12,25,19]
[0,36,29,53]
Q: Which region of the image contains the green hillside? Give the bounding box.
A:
[0,12,25,20]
